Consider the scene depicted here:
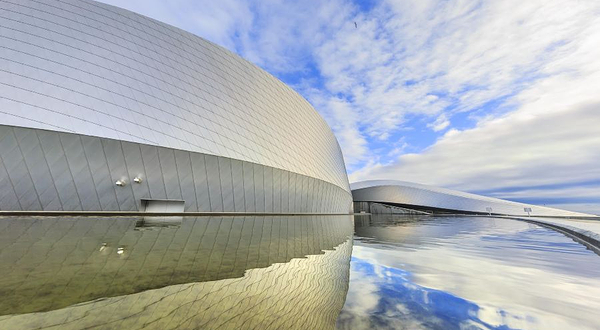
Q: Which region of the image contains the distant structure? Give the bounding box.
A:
[0,0,352,213]
[351,180,594,217]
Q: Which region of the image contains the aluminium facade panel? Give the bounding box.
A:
[0,125,352,213]
[0,0,350,194]
[0,0,353,213]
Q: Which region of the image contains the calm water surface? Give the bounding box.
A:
[0,215,353,330]
[337,215,600,330]
[2,215,600,330]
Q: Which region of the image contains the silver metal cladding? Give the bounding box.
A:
[0,0,352,213]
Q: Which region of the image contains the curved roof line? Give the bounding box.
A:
[351,180,594,217]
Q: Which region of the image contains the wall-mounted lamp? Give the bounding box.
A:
[115,180,126,187]
[133,177,143,184]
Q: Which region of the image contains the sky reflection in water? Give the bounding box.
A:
[337,216,600,330]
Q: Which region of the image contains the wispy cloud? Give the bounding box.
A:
[427,114,450,132]
[98,0,600,212]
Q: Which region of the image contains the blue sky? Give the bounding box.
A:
[98,0,600,214]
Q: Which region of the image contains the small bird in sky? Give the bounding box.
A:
[354,21,358,28]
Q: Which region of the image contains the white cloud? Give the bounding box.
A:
[350,98,600,191]
[312,0,600,174]
[342,0,600,212]
[349,28,600,204]
[319,96,370,168]
[427,114,450,132]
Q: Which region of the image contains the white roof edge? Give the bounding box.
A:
[350,180,595,217]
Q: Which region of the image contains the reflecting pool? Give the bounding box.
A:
[337,215,600,330]
[4,214,599,329]
[0,215,353,329]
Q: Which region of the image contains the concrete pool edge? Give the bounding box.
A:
[505,216,600,254]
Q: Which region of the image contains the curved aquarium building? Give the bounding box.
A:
[0,0,352,213]
[352,180,593,217]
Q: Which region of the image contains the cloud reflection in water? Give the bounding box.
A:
[337,216,600,330]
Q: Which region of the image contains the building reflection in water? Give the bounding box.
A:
[0,215,353,329]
